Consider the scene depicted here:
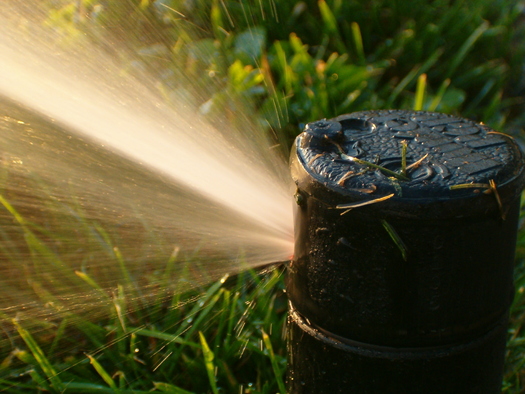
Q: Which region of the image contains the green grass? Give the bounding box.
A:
[2,251,288,393]
[1,0,525,392]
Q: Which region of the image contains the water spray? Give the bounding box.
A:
[287,110,525,393]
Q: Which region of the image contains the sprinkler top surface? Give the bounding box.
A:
[293,110,524,208]
[288,111,525,392]
[288,110,525,350]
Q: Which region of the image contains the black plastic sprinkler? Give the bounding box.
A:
[287,110,525,393]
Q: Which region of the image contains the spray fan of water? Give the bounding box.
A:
[0,2,294,357]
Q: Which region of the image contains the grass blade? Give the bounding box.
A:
[12,319,64,392]
[381,220,408,261]
[337,193,395,214]
[87,354,118,391]
[262,330,286,394]
[318,0,345,53]
[414,73,427,110]
[318,0,337,34]
[75,270,111,301]
[199,332,219,394]
[445,21,489,78]
[428,78,451,111]
[387,48,443,106]
[351,22,365,64]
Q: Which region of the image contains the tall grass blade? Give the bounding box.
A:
[262,330,286,394]
[428,78,451,111]
[0,194,72,275]
[199,332,219,394]
[29,369,51,392]
[133,328,198,348]
[318,0,345,53]
[445,21,489,78]
[12,319,64,392]
[75,270,111,301]
[174,275,226,337]
[318,0,338,35]
[48,318,68,357]
[387,48,443,106]
[414,73,427,111]
[351,22,365,64]
[87,354,119,391]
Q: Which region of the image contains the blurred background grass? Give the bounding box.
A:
[1,0,524,392]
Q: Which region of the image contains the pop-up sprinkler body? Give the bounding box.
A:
[287,110,525,393]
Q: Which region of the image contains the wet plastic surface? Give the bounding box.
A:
[297,110,522,200]
[287,110,525,393]
[287,302,508,394]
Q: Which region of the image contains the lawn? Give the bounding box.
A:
[0,0,524,392]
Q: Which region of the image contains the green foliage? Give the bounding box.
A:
[40,0,525,147]
[2,0,525,392]
[0,174,287,392]
[0,169,285,393]
[196,0,523,141]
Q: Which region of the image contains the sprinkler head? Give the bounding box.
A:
[287,110,525,393]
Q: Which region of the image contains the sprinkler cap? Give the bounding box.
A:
[292,110,525,219]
